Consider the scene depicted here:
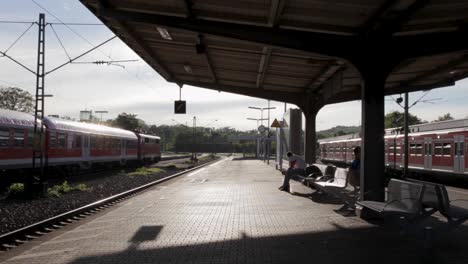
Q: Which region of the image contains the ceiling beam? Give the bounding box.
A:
[183,0,194,18]
[400,54,468,86]
[204,49,217,84]
[377,0,431,36]
[306,62,342,91]
[359,0,398,36]
[98,7,357,59]
[256,47,272,88]
[267,0,286,27]
[183,81,302,105]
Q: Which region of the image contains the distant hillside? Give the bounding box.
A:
[317,125,360,139]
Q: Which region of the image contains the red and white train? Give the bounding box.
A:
[319,119,468,177]
[0,109,161,171]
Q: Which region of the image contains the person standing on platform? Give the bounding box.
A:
[279,152,306,192]
[348,146,361,193]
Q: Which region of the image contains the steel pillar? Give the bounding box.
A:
[360,68,387,202]
[304,111,317,164]
[27,13,47,197]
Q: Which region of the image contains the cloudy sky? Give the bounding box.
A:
[1,0,467,131]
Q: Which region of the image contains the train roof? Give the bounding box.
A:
[0,108,39,128]
[320,127,468,144]
[139,133,160,140]
[42,116,137,139]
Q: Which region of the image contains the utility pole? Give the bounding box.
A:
[403,92,409,178]
[192,116,197,161]
[28,13,46,196]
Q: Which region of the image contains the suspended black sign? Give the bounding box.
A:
[174,100,186,114]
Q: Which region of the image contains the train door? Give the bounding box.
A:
[454,135,465,173]
[424,137,432,170]
[83,135,89,161]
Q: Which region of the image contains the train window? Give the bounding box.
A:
[156,139,160,144]
[461,142,465,155]
[434,143,442,156]
[144,138,149,143]
[0,128,10,147]
[26,129,34,148]
[90,136,98,149]
[13,129,25,147]
[115,139,120,149]
[96,136,102,149]
[415,144,422,156]
[443,143,451,156]
[74,135,82,148]
[49,132,57,148]
[105,138,111,150]
[57,133,67,148]
[410,144,416,156]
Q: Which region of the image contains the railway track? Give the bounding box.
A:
[0,157,221,252]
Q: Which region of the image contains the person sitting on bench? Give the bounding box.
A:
[279,152,306,192]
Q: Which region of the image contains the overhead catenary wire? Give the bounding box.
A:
[46,36,117,75]
[3,22,35,54]
[49,24,72,61]
[0,20,36,24]
[31,0,159,91]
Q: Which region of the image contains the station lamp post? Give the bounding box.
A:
[247,117,268,158]
[249,103,276,163]
[95,110,108,123]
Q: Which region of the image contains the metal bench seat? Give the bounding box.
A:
[356,179,425,220]
[436,184,468,225]
[408,179,468,224]
[300,164,336,187]
[313,168,349,193]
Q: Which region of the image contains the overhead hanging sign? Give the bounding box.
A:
[174,100,186,114]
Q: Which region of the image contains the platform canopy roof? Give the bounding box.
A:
[80,0,468,109]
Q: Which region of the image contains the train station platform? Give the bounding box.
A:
[2,157,468,264]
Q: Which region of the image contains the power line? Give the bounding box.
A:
[48,22,104,26]
[3,22,35,54]
[30,0,156,90]
[0,20,36,24]
[49,24,72,61]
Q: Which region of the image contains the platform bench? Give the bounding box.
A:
[312,168,349,195]
[301,164,336,187]
[355,179,425,220]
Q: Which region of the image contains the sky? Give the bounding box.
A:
[1,0,467,131]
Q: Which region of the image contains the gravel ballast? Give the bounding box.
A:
[0,158,217,236]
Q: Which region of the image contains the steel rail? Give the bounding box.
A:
[0,158,221,250]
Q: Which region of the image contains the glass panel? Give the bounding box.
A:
[91,136,98,149]
[74,135,82,148]
[443,143,451,156]
[27,129,34,148]
[0,128,10,147]
[461,142,465,155]
[13,129,24,147]
[49,132,57,148]
[57,133,67,148]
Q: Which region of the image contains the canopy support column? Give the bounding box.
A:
[358,62,391,202]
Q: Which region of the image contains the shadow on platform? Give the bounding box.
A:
[66,221,468,264]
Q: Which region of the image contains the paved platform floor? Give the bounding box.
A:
[2,157,468,264]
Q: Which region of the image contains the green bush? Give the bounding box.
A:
[47,181,90,197]
[6,183,25,198]
[128,167,165,176]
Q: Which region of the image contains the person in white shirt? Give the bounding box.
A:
[279,152,306,192]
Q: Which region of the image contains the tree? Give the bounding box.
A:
[433,113,454,122]
[0,87,34,113]
[384,111,422,128]
[112,113,146,131]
